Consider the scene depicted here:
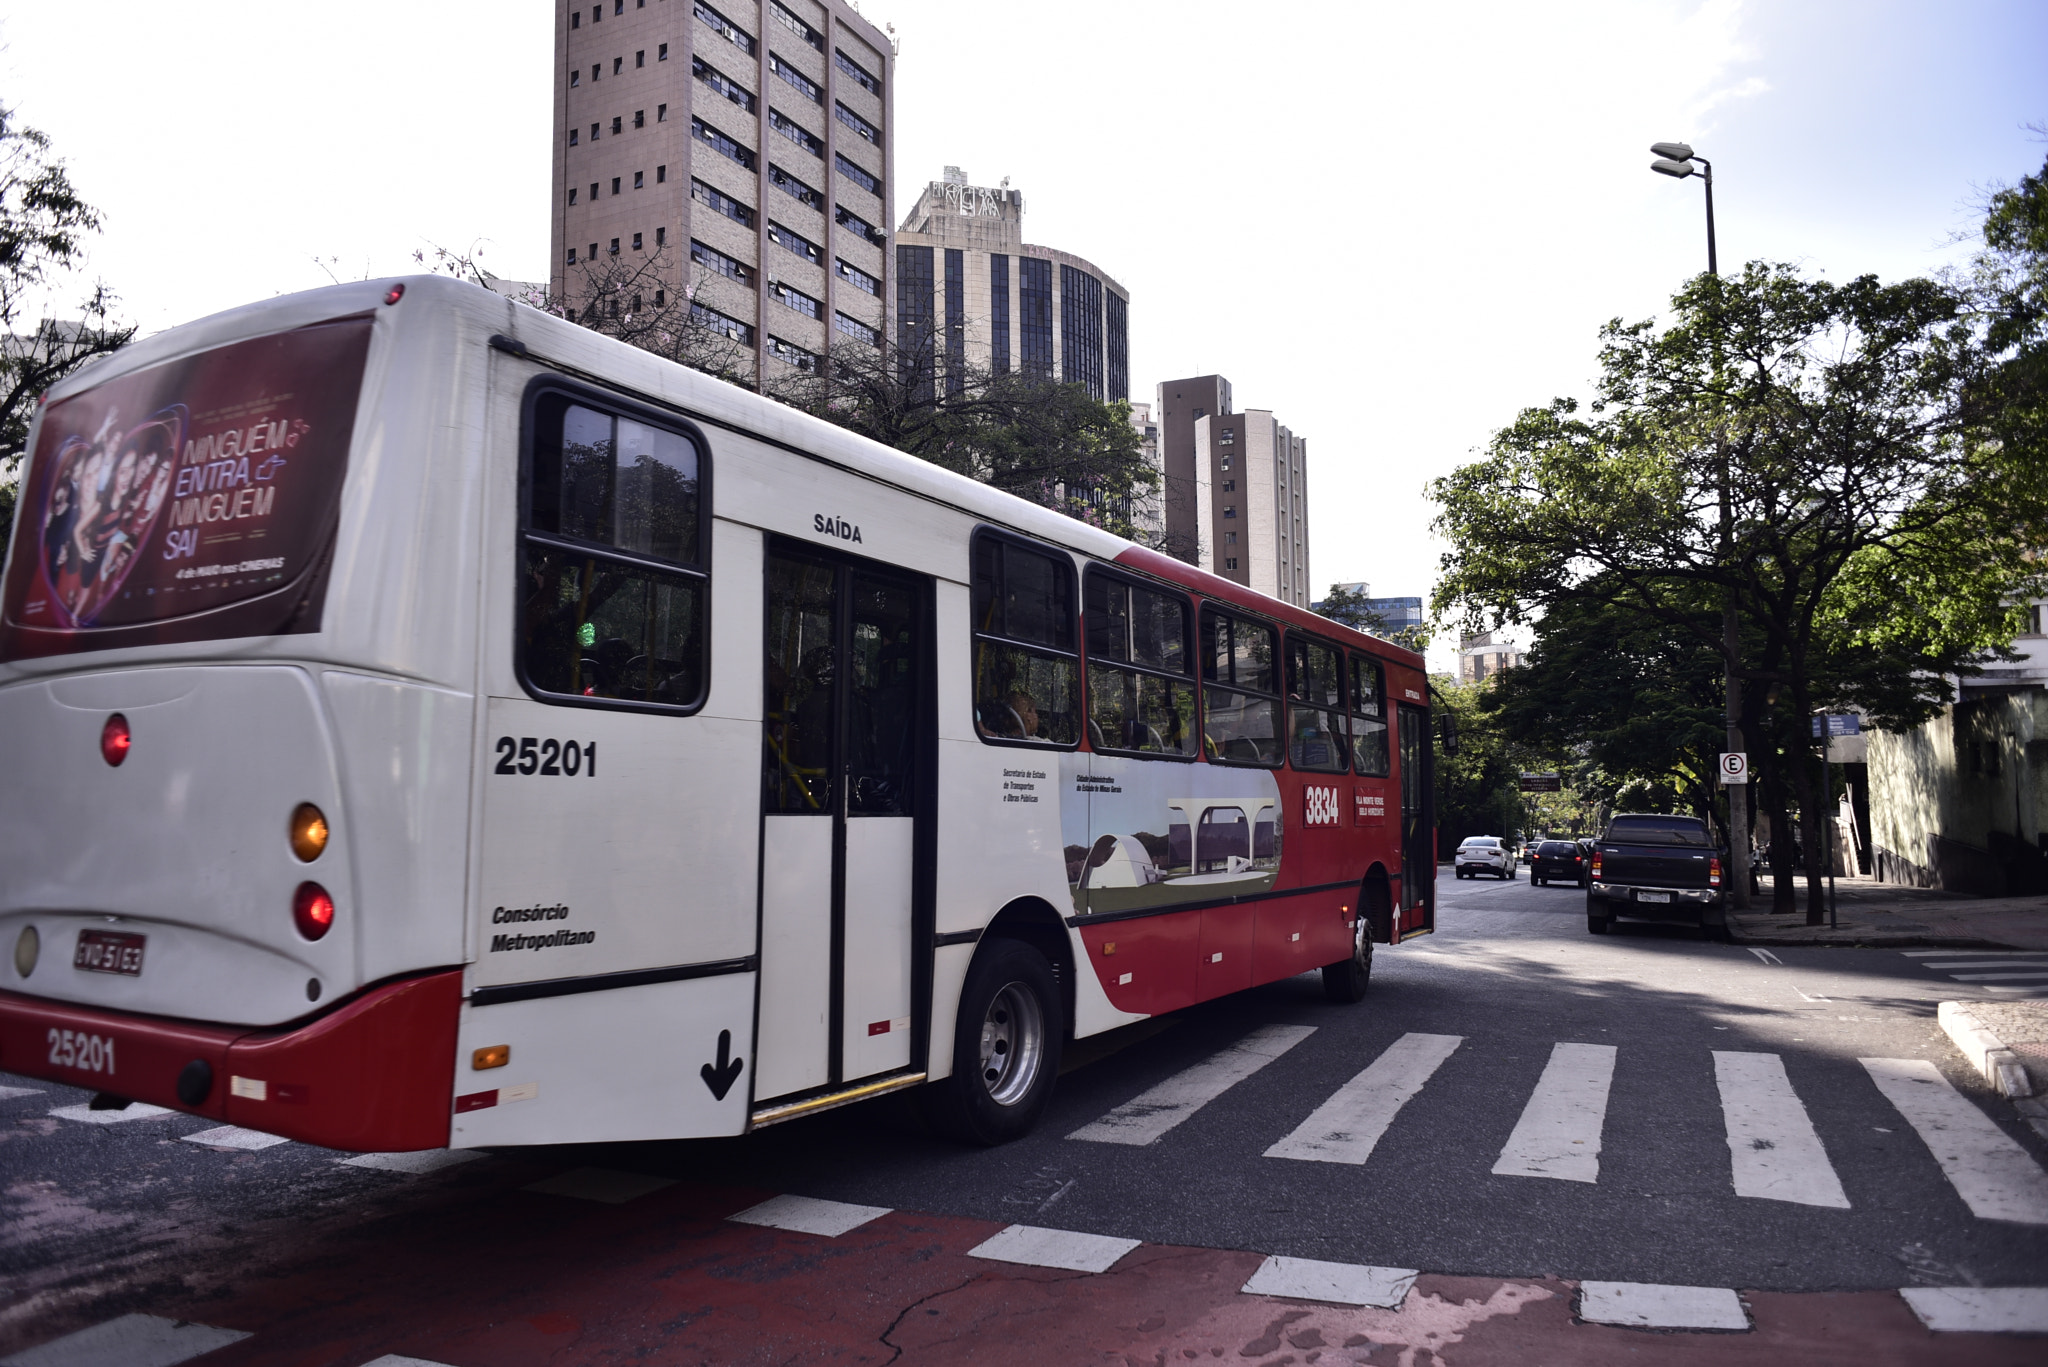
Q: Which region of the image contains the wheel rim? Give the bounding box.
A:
[978,980,1045,1107]
[1353,915,1370,968]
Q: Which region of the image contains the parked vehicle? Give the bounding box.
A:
[1455,836,1517,880]
[1586,814,1726,938]
[1530,840,1588,887]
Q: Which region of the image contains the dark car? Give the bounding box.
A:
[1530,839,1588,887]
[1587,813,1727,939]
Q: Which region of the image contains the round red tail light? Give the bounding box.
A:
[293,882,336,940]
[383,283,405,305]
[101,714,131,766]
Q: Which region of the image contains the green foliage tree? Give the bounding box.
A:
[1431,675,1529,854]
[1318,582,1387,633]
[1431,259,2048,922]
[0,104,134,557]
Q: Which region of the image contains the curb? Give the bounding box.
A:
[1938,1001,2035,1100]
[1727,914,2011,950]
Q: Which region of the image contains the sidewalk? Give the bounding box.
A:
[1728,873,2048,949]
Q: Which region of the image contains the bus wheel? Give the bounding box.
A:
[1322,906,1375,1003]
[924,938,1062,1146]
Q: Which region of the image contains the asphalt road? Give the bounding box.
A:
[4,868,2046,1358]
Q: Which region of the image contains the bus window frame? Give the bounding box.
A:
[968,525,1082,752]
[1283,630,1352,775]
[1348,651,1391,778]
[1080,564,1197,763]
[515,375,714,716]
[1197,603,1284,769]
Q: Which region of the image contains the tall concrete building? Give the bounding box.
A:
[550,0,895,388]
[893,168,1129,402]
[1155,375,1312,607]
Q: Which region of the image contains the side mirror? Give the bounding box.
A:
[1438,711,1460,757]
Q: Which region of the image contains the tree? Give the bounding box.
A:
[0,105,135,557]
[1317,582,1388,633]
[1432,261,2048,922]
[1431,674,1529,853]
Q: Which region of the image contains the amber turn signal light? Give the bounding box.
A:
[293,882,335,940]
[290,803,329,862]
[101,714,131,766]
[472,1045,510,1071]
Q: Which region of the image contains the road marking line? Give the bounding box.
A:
[342,1149,484,1175]
[521,1167,676,1204]
[1578,1281,1748,1330]
[1712,1052,1849,1208]
[1241,1255,1418,1308]
[1898,1286,2048,1333]
[1860,1057,2048,1225]
[360,1357,459,1367]
[968,1223,1140,1273]
[1264,1032,1464,1166]
[1491,1042,1615,1184]
[48,1102,172,1126]
[729,1194,892,1237]
[1949,972,2048,982]
[1903,950,2048,958]
[1916,961,2048,971]
[180,1125,289,1151]
[1792,984,1831,1002]
[0,1085,43,1101]
[1746,948,1782,965]
[1068,1024,1316,1146]
[0,1312,249,1366]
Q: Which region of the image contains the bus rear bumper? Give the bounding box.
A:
[0,969,461,1152]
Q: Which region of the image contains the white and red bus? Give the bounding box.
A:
[0,277,1434,1150]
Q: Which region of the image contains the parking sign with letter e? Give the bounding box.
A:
[1719,752,1749,784]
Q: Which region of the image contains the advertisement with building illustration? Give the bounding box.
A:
[1060,753,1284,916]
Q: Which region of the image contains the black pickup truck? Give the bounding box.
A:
[1586,813,1726,939]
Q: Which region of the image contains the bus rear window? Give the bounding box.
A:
[0,315,374,660]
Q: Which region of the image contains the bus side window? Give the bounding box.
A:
[1199,607,1282,766]
[1285,634,1349,773]
[520,389,709,710]
[1349,654,1390,777]
[1083,569,1195,758]
[970,531,1078,746]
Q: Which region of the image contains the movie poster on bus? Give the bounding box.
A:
[0,314,375,660]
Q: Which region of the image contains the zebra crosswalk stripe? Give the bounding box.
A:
[1264,1032,1463,1166]
[1713,1051,1849,1208]
[1860,1057,2048,1225]
[1068,1024,1316,1146]
[1491,1042,1615,1183]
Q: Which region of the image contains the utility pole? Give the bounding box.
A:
[1651,141,1750,910]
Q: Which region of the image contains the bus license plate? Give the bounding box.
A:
[1635,891,1672,904]
[74,930,146,976]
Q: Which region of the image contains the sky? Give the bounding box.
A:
[3,1,2043,672]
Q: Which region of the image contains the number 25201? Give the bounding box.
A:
[494,737,596,777]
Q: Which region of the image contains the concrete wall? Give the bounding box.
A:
[1868,686,2048,895]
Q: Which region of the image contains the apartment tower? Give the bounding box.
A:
[551,0,895,387]
[1155,375,1311,606]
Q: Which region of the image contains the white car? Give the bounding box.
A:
[1455,836,1518,880]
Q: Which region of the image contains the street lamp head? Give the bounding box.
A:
[1650,158,1697,179]
[1650,141,1695,161]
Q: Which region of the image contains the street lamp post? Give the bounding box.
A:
[1649,140,1751,913]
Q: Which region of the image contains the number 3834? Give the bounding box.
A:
[494,737,596,777]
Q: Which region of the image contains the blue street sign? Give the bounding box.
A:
[1810,713,1861,738]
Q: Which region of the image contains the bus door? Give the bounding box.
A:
[1397,704,1435,937]
[756,542,930,1102]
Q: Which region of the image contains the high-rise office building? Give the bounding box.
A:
[550,0,895,389]
[1155,375,1311,606]
[893,168,1129,402]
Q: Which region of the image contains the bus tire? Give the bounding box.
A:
[1322,910,1374,1003]
[923,938,1062,1147]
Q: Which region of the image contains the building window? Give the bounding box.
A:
[771,55,822,103]
[1223,507,1237,518]
[1224,558,1239,570]
[767,220,822,265]
[1285,635,1348,773]
[1083,570,1195,758]
[835,204,886,247]
[654,289,665,307]
[834,101,880,147]
[769,280,821,319]
[770,0,824,51]
[990,254,1010,375]
[571,69,581,87]
[592,64,602,82]
[1222,480,1236,492]
[691,238,755,286]
[768,108,823,158]
[572,10,580,27]
[693,56,755,112]
[609,238,620,255]
[691,178,754,227]
[769,163,824,210]
[636,49,645,68]
[632,232,643,251]
[836,258,879,296]
[634,170,644,189]
[767,335,818,372]
[694,0,754,54]
[611,116,623,135]
[568,187,579,205]
[1060,264,1104,400]
[656,226,666,246]
[569,128,580,146]
[589,243,598,259]
[692,116,756,170]
[835,311,880,347]
[834,48,881,96]
[1106,289,1128,403]
[633,109,645,129]
[659,42,668,60]
[516,389,710,713]
[690,301,755,347]
[611,177,621,195]
[1019,256,1052,380]
[971,531,1079,746]
[834,152,880,197]
[944,248,965,398]
[590,182,600,200]
[1200,607,1282,766]
[658,104,668,122]
[1348,656,1388,776]
[656,164,667,183]
[592,3,600,18]
[896,244,934,396]
[566,247,578,264]
[613,57,624,76]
